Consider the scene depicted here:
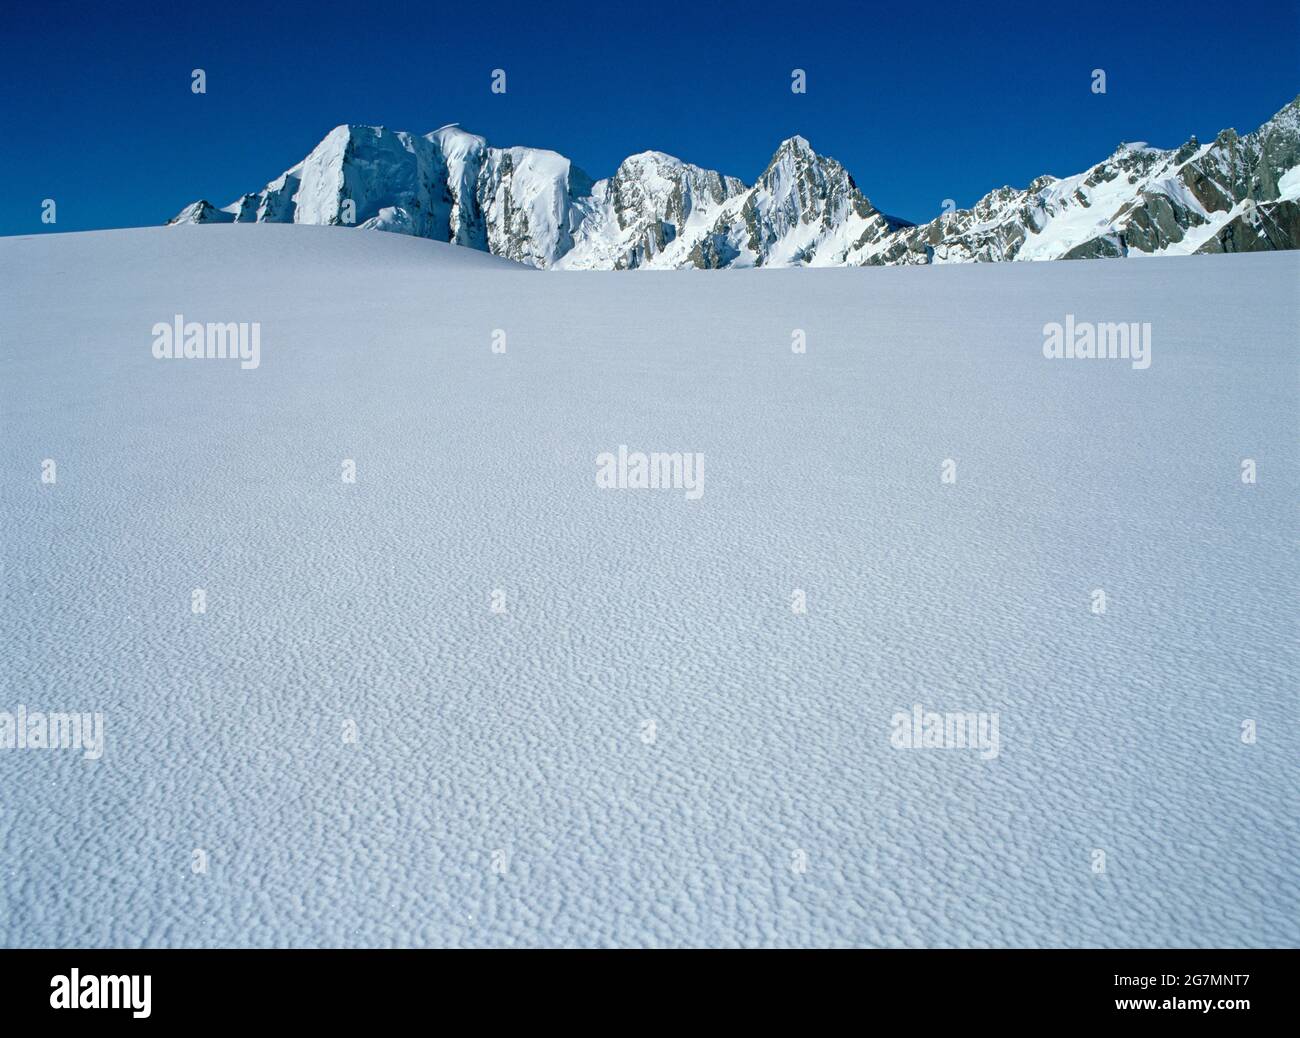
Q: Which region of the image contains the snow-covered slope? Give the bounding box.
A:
[2,225,1297,947]
[867,97,1300,264]
[169,98,1300,268]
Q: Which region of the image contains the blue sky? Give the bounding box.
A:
[2,0,1297,235]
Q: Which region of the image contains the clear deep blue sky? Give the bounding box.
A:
[2,0,1297,236]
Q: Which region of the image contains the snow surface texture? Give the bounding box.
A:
[1,225,1296,948]
[169,97,1300,267]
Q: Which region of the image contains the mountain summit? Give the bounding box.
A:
[170,97,1300,267]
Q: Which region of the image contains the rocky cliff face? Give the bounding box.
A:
[170,97,1300,267]
[558,152,746,269]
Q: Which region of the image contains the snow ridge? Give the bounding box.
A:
[169,97,1300,267]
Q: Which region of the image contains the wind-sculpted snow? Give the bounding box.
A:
[1,225,1296,947]
[169,97,1300,267]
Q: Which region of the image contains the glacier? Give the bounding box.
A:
[1,224,1296,947]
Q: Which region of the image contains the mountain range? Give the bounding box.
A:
[170,97,1300,268]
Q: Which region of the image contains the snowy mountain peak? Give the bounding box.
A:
[557,149,748,269]
[757,136,834,189]
[860,96,1300,264]
[1256,94,1300,135]
[774,134,815,156]
[169,97,1300,266]
[619,150,684,168]
[427,124,486,151]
